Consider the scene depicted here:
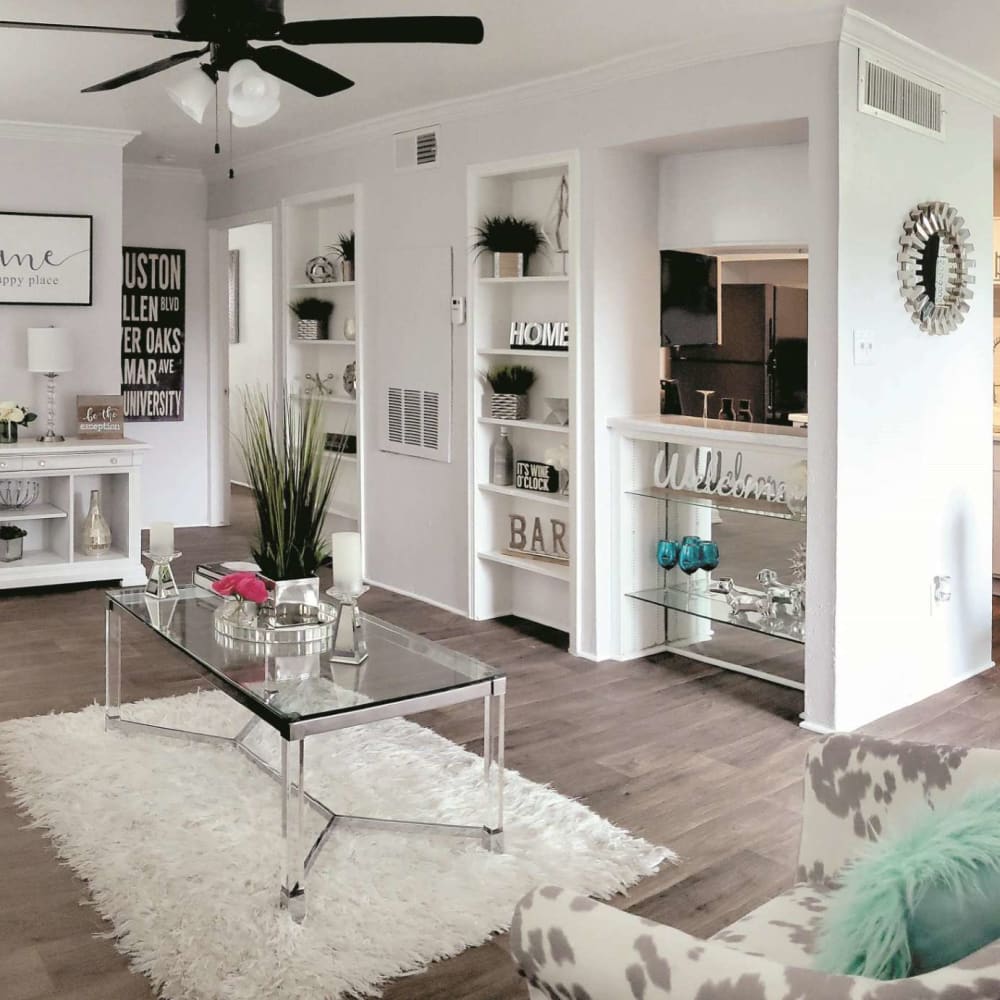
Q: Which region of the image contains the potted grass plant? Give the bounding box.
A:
[238,388,343,625]
[472,215,545,278]
[326,231,356,282]
[290,297,335,341]
[0,524,27,562]
[485,365,536,420]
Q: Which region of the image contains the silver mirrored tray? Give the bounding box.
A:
[213,601,339,646]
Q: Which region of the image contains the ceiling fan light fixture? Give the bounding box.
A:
[231,97,280,128]
[166,65,216,123]
[227,58,280,121]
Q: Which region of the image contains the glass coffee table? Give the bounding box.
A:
[104,586,506,922]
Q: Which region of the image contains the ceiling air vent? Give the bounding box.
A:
[385,386,445,460]
[394,125,440,171]
[858,53,944,140]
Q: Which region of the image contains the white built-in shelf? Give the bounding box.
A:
[477,348,568,359]
[478,417,569,434]
[289,281,355,289]
[291,394,356,406]
[0,549,66,570]
[478,483,569,508]
[327,500,359,519]
[292,339,357,346]
[0,503,67,522]
[479,275,568,285]
[478,549,570,582]
[75,547,127,563]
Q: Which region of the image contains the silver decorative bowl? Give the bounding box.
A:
[0,480,39,510]
[213,600,340,646]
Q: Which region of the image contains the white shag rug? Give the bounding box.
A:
[0,691,673,1000]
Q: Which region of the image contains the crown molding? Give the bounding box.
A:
[0,120,139,147]
[841,7,1000,112]
[124,162,206,183]
[211,9,842,181]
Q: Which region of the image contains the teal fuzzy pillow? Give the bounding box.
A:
[816,784,1000,980]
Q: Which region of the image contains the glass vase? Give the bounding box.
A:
[81,489,112,556]
[0,421,17,444]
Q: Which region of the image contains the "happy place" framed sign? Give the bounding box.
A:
[0,212,93,305]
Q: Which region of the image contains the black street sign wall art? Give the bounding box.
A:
[0,212,93,305]
[121,247,186,421]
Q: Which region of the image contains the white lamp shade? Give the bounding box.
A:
[228,60,280,121]
[167,67,216,124]
[232,97,280,128]
[27,327,73,373]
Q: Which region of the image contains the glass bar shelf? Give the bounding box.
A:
[627,584,805,645]
[626,485,804,522]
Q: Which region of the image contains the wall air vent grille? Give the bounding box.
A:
[385,386,444,459]
[858,53,944,140]
[394,125,440,171]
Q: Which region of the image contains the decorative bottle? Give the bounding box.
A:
[81,489,112,556]
[489,428,514,486]
[718,397,735,421]
[735,399,753,423]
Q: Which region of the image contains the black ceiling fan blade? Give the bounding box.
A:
[251,46,354,98]
[281,16,484,47]
[82,47,209,93]
[0,20,183,39]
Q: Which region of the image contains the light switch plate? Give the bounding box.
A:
[854,330,874,366]
[450,296,467,326]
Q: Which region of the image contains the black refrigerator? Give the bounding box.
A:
[668,284,807,424]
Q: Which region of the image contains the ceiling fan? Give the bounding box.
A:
[0,0,485,99]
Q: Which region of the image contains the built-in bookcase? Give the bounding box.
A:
[282,186,363,531]
[468,154,580,639]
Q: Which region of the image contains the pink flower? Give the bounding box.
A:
[213,572,268,604]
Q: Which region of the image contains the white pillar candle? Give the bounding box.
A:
[149,521,174,556]
[330,531,363,595]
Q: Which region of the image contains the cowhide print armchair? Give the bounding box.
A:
[509,734,1000,999]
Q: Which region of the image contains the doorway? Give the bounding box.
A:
[207,210,281,526]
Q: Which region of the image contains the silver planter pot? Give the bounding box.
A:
[492,252,524,278]
[297,318,327,341]
[261,576,321,627]
[0,536,24,562]
[490,393,528,420]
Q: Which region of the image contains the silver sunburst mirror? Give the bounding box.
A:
[897,201,975,335]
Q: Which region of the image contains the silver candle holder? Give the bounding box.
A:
[325,585,369,665]
[144,550,181,600]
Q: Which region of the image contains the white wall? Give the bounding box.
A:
[207,43,840,655]
[0,134,126,438]
[833,41,995,730]
[659,144,810,250]
[721,259,808,287]
[227,222,273,486]
[122,165,210,526]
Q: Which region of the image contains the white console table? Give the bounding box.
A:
[0,437,149,590]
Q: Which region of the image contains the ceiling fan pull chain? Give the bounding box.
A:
[213,85,221,157]
[229,112,235,180]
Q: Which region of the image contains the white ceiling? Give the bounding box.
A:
[0,1,998,169]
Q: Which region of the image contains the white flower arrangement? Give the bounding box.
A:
[544,443,569,471]
[0,402,36,426]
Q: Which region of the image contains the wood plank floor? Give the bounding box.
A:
[1,487,999,999]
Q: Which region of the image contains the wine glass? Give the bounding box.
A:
[656,539,679,571]
[698,540,720,589]
[678,536,702,595]
[695,389,715,422]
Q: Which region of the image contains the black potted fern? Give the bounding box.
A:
[484,365,536,420]
[472,215,545,278]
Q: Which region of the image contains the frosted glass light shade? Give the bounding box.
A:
[227,60,280,124]
[27,327,73,373]
[167,68,216,124]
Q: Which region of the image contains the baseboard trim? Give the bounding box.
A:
[799,718,837,735]
[364,578,468,619]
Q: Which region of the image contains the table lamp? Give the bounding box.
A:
[27,327,73,443]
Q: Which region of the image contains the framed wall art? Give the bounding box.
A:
[0,212,93,305]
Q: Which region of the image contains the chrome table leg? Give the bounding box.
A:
[280,738,307,922]
[482,688,505,853]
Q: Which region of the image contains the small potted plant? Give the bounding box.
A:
[290,297,335,341]
[0,402,37,445]
[473,215,545,278]
[485,365,536,420]
[327,231,355,282]
[0,524,27,562]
